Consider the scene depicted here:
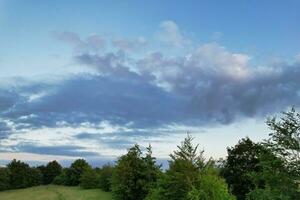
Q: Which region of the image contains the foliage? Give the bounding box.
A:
[111,144,160,200]
[0,167,10,191]
[27,167,43,186]
[186,169,235,200]
[53,168,69,185]
[266,107,300,179]
[65,159,91,186]
[43,160,62,184]
[246,151,300,200]
[99,164,114,192]
[146,135,212,200]
[7,159,32,189]
[221,137,266,200]
[80,168,100,189]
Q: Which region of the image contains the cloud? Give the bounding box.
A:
[1,21,300,159]
[156,20,190,48]
[112,37,147,52]
[51,31,106,53]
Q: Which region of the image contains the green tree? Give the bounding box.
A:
[7,159,31,189]
[53,168,69,185]
[99,164,114,192]
[43,160,62,184]
[221,138,266,200]
[0,167,10,191]
[80,168,100,189]
[27,167,42,186]
[111,144,160,200]
[146,135,211,200]
[187,169,235,200]
[66,159,91,186]
[266,108,300,179]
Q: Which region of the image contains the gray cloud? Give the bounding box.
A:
[17,144,100,157]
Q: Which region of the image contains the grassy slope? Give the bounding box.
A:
[0,185,112,200]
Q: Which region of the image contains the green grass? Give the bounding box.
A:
[0,185,112,200]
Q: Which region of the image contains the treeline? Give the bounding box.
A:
[0,108,299,200]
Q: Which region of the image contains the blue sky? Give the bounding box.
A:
[0,0,300,166]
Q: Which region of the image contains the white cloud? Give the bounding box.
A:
[157,20,190,48]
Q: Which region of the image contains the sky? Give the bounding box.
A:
[1,0,300,166]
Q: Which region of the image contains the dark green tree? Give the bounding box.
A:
[221,138,266,200]
[80,168,100,189]
[99,164,114,192]
[43,160,62,184]
[66,159,91,186]
[0,167,10,190]
[7,159,31,189]
[27,167,42,186]
[111,144,160,200]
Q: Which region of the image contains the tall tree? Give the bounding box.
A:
[7,159,31,189]
[112,144,160,200]
[266,107,300,178]
[146,135,212,200]
[221,138,266,200]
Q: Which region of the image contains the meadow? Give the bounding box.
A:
[0,185,112,200]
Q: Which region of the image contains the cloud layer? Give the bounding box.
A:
[1,21,300,160]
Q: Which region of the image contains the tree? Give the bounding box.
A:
[246,152,300,200]
[266,107,300,179]
[0,167,10,191]
[111,144,160,200]
[53,168,69,185]
[43,160,62,184]
[221,138,266,200]
[187,168,235,200]
[99,164,114,192]
[146,135,212,200]
[7,159,31,189]
[27,167,42,186]
[66,159,91,186]
[80,168,100,189]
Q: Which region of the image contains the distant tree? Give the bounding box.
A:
[43,160,62,184]
[7,159,31,189]
[66,159,91,186]
[0,167,10,190]
[27,167,42,186]
[221,138,266,200]
[53,168,69,185]
[80,168,100,189]
[99,164,114,192]
[111,144,160,200]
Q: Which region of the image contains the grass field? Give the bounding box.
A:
[0,185,112,200]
